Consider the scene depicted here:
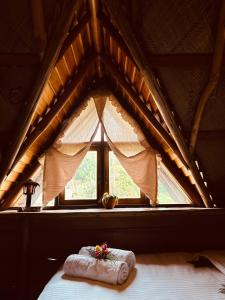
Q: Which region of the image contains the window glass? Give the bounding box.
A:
[109,151,140,198]
[65,151,97,200]
[158,164,191,204]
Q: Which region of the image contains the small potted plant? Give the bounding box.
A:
[100,193,118,209]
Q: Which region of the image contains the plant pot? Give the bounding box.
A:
[101,195,118,209]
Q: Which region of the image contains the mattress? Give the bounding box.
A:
[38,252,225,300]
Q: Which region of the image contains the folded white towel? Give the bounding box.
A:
[79,246,136,271]
[63,254,129,285]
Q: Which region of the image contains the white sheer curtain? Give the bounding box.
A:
[43,92,159,205]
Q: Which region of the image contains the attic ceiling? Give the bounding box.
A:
[0,0,224,208]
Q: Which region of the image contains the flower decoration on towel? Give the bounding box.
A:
[89,242,113,260]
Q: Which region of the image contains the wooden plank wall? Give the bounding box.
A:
[1,209,225,299]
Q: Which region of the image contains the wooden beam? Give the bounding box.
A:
[0,53,40,66]
[99,13,139,67]
[102,84,203,206]
[100,15,213,68]
[89,0,103,77]
[100,54,188,168]
[10,54,97,171]
[1,87,93,208]
[0,0,78,190]
[58,12,90,61]
[104,0,212,207]
[190,0,225,153]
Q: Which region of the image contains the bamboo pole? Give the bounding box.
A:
[190,0,225,153]
[104,0,212,207]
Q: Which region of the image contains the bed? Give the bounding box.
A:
[38,252,225,300]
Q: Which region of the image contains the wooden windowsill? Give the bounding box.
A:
[0,207,224,216]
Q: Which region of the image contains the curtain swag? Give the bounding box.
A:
[43,92,159,206]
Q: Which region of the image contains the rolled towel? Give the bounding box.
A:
[63,254,129,285]
[79,246,136,271]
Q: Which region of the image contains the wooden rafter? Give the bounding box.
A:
[0,0,78,189]
[104,0,212,207]
[58,12,90,61]
[101,54,188,168]
[99,12,139,68]
[189,0,225,153]
[89,0,103,77]
[104,84,203,206]
[2,88,94,208]
[10,54,97,171]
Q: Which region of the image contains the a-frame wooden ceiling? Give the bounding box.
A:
[0,0,224,208]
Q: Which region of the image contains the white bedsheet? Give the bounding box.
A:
[38,252,225,300]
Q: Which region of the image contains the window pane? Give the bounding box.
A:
[158,164,191,204]
[65,151,97,200]
[109,152,140,198]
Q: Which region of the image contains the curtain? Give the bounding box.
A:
[43,91,159,206]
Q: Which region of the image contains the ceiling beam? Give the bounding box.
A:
[104,0,212,207]
[99,12,139,69]
[1,87,94,209]
[89,0,103,77]
[190,0,225,153]
[0,53,40,66]
[58,12,90,61]
[101,54,188,168]
[0,0,78,190]
[10,54,97,171]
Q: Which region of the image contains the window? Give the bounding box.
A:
[59,124,148,206]
[59,124,191,207]
[109,152,140,199]
[65,151,97,200]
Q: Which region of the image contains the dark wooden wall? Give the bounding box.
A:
[1,208,225,299]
